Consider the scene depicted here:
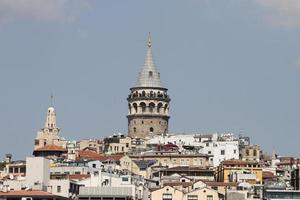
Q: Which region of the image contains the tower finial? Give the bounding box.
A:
[147,32,151,48]
[50,93,54,107]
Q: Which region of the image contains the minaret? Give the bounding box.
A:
[127,33,171,139]
[34,97,63,150]
[45,107,57,129]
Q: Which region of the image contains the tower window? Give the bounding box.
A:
[133,127,136,132]
[149,71,153,77]
[150,127,154,132]
[142,121,144,124]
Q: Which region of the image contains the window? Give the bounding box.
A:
[92,164,96,168]
[149,71,153,77]
[208,151,211,155]
[221,150,225,155]
[150,127,154,132]
[253,150,257,156]
[187,195,198,200]
[207,195,213,200]
[122,177,129,182]
[34,140,39,145]
[75,171,81,175]
[162,193,172,200]
[234,149,237,154]
[20,167,26,173]
[57,186,61,193]
[133,127,136,132]
[246,149,249,156]
[206,143,209,147]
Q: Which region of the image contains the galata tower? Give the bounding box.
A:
[127,34,170,139]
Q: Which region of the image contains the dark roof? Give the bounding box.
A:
[160,166,213,172]
[133,160,156,170]
[222,159,260,166]
[164,182,193,187]
[0,190,67,199]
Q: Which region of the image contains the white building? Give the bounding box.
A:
[1,157,70,198]
[146,133,239,167]
[200,139,239,167]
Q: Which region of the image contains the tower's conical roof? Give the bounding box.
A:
[135,33,163,88]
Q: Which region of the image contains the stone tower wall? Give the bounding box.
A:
[128,116,168,138]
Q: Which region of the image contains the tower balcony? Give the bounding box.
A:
[127,95,171,102]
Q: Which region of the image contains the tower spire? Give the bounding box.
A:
[147,32,152,48]
[135,33,162,88]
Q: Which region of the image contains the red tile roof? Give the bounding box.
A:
[69,174,90,181]
[76,150,123,161]
[34,144,67,152]
[77,150,105,160]
[263,171,276,179]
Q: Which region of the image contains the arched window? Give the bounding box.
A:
[142,91,146,97]
[133,127,137,132]
[140,102,146,112]
[164,104,168,113]
[253,150,257,156]
[149,102,155,113]
[149,71,153,77]
[150,127,154,132]
[133,103,138,113]
[128,104,132,114]
[246,149,249,156]
[157,103,163,113]
[150,91,154,97]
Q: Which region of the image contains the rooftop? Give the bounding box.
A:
[133,159,156,170]
[0,190,67,199]
[33,144,67,152]
[161,166,213,172]
[221,160,261,166]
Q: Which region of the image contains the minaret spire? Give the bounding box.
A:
[50,93,54,107]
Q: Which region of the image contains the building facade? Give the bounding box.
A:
[127,34,170,139]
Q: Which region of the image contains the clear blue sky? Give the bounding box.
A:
[0,0,300,159]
